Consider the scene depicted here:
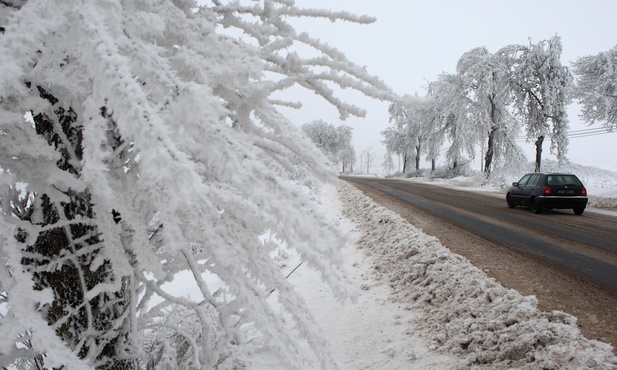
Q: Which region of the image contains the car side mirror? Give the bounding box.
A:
[512,182,518,187]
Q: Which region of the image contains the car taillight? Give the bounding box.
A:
[543,186,552,195]
[581,187,587,196]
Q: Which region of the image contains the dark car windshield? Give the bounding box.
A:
[546,175,583,186]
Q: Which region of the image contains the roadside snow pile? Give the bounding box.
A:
[339,181,617,369]
[589,194,617,209]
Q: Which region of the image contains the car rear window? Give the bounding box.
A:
[546,175,583,186]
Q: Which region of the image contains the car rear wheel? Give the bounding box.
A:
[506,194,516,208]
[531,198,541,214]
[573,207,585,215]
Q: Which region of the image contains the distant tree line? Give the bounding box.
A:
[302,120,356,173]
[382,37,617,177]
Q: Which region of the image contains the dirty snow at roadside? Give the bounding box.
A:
[286,180,616,369]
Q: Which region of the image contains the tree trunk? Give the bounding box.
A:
[415,143,421,171]
[484,96,499,177]
[484,126,497,177]
[535,135,544,172]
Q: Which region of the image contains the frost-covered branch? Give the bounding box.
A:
[573,45,617,130]
[0,0,389,368]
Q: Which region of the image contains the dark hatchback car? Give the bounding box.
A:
[506,173,588,215]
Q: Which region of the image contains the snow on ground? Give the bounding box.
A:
[284,186,460,369]
[278,172,617,369]
[250,162,617,369]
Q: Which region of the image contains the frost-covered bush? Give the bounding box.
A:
[0,1,393,369]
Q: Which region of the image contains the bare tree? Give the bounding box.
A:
[382,97,435,174]
[573,45,617,130]
[361,147,375,174]
[301,120,356,172]
[456,47,524,177]
[428,74,482,173]
[509,36,573,172]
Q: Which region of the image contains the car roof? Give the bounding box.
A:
[524,173,578,176]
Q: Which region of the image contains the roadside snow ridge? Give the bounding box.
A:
[340,181,617,369]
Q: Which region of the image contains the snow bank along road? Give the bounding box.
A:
[330,181,616,369]
[340,176,617,353]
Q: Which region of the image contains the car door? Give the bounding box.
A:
[520,174,540,206]
[510,174,531,204]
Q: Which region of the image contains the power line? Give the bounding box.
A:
[568,129,615,139]
[515,126,615,141]
[568,127,612,134]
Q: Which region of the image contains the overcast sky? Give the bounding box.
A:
[280,0,617,172]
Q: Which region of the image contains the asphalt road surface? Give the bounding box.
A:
[342,176,617,291]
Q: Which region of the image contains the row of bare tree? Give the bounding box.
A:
[383,37,616,176]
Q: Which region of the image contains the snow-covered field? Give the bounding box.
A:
[275,164,617,369]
